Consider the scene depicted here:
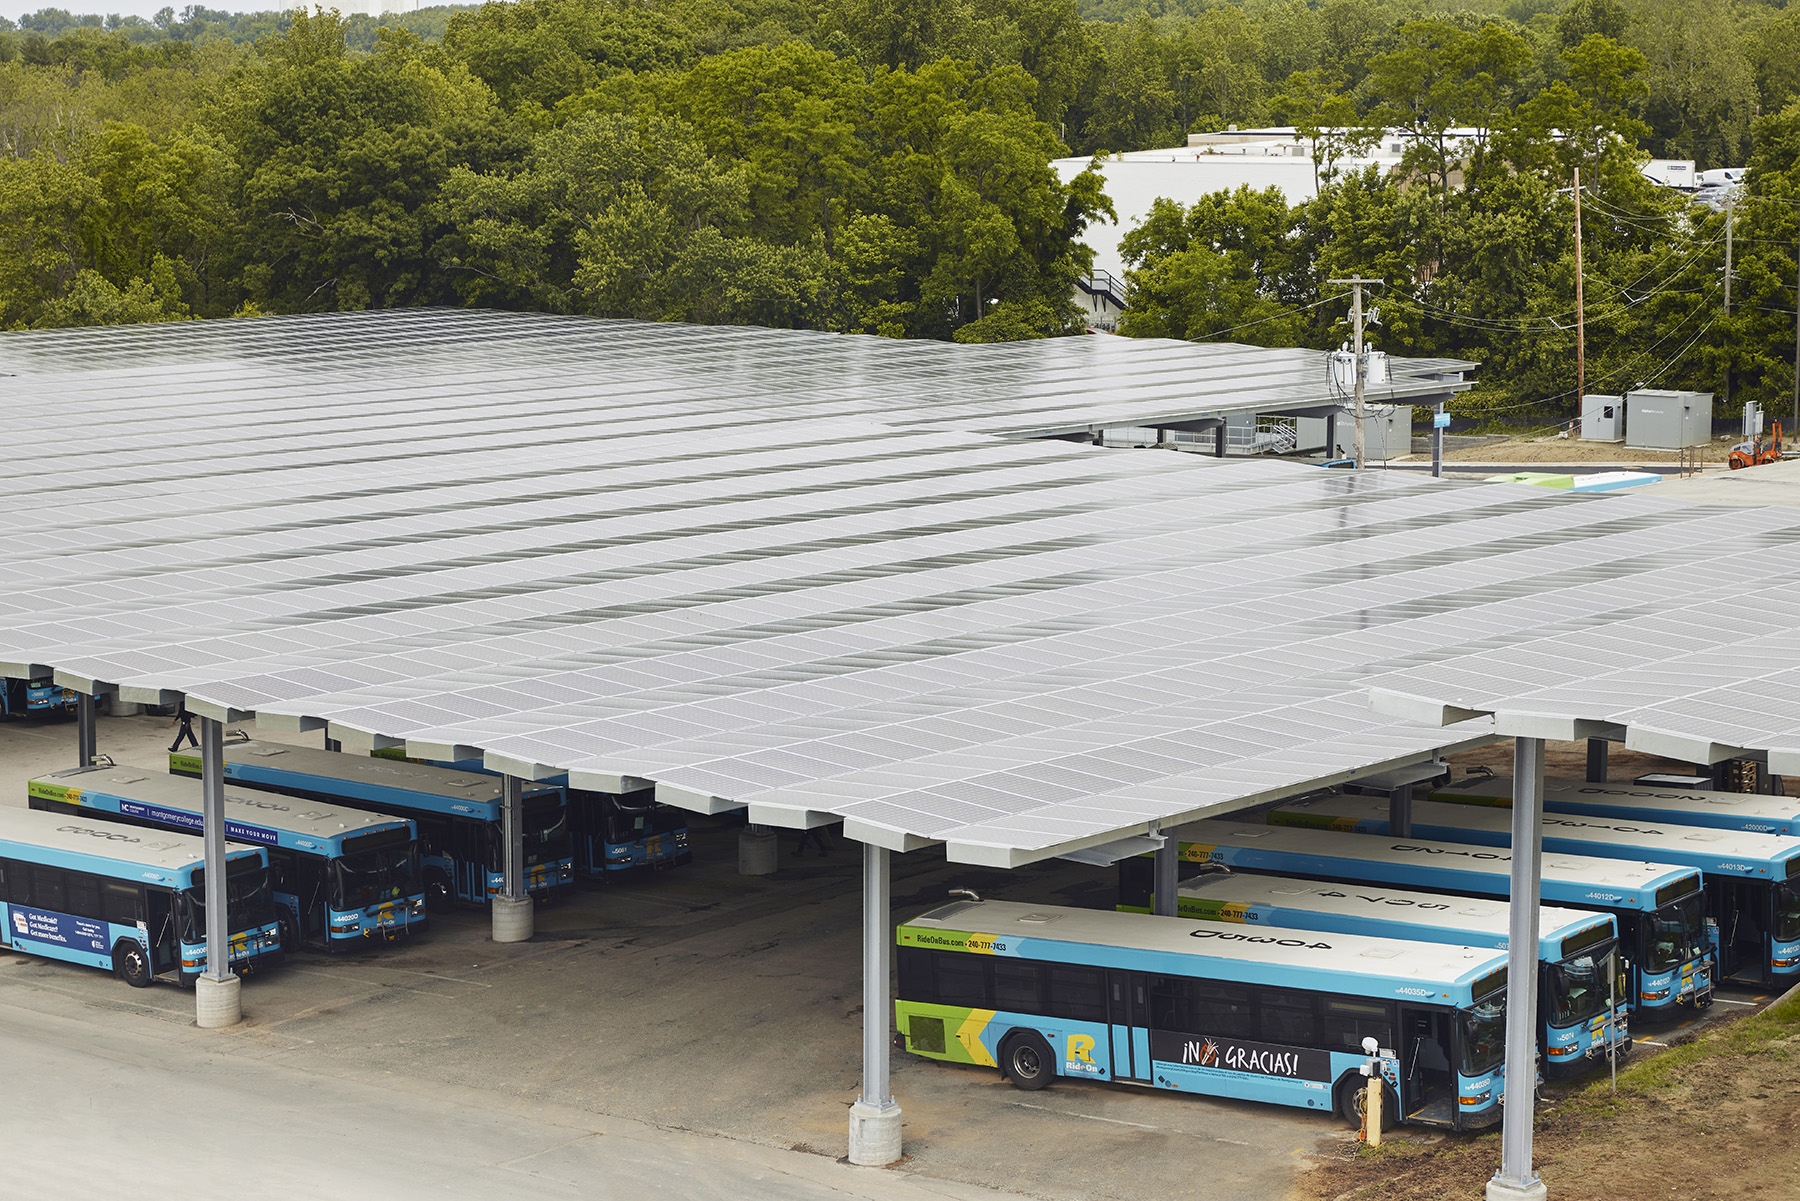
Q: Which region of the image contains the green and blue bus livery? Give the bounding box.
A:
[896,900,1511,1131]
[1144,820,1712,1018]
[30,765,427,953]
[0,807,282,988]
[172,741,574,911]
[1433,776,1800,840]
[1156,873,1627,1074]
[1268,794,1800,988]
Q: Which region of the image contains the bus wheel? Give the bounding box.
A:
[424,872,454,914]
[1002,1031,1055,1091]
[113,940,153,989]
[1335,1074,1397,1132]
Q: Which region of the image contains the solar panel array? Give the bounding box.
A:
[4,308,1790,867]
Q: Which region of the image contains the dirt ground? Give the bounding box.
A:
[1294,987,1800,1201]
[1440,434,1747,466]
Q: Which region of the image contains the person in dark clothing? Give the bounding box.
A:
[792,826,829,857]
[168,704,198,753]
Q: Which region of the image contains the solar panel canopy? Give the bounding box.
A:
[6,309,1794,867]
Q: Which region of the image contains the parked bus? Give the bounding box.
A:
[30,764,427,953]
[1267,794,1800,988]
[1432,775,1800,838]
[372,750,691,877]
[1132,873,1626,1075]
[2,676,76,718]
[1125,820,1712,1017]
[172,740,574,911]
[0,806,282,988]
[895,898,1511,1132]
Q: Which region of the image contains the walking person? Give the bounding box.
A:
[168,703,198,753]
[792,825,829,857]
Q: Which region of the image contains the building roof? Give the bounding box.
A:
[5,310,1797,867]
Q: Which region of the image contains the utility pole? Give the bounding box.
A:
[1574,167,1585,406]
[1724,189,1735,414]
[1793,232,1798,438]
[1329,277,1382,466]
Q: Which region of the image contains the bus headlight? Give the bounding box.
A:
[1640,988,1670,1001]
[1459,1090,1492,1106]
[1546,1045,1578,1057]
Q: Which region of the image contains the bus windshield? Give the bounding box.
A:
[179,866,275,941]
[1460,997,1507,1077]
[605,796,685,843]
[332,845,422,911]
[1643,894,1707,973]
[1775,883,1800,943]
[489,800,573,869]
[1545,941,1615,1027]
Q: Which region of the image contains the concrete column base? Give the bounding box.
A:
[103,693,140,717]
[1486,1175,1548,1201]
[195,973,242,1029]
[491,894,534,943]
[737,828,778,876]
[847,1099,903,1166]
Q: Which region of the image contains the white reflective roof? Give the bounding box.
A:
[6,310,1795,866]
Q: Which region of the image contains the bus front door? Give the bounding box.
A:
[146,888,177,975]
[1400,1007,1456,1126]
[1107,971,1152,1083]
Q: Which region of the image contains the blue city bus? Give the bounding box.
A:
[0,806,282,988]
[1268,793,1800,988]
[371,750,691,878]
[1146,873,1627,1075]
[172,741,574,911]
[895,899,1511,1132]
[31,764,427,953]
[2,676,76,718]
[1433,775,1800,839]
[1126,820,1712,1018]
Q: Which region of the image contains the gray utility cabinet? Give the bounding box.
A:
[1580,394,1624,441]
[1300,406,1410,462]
[1625,389,1712,450]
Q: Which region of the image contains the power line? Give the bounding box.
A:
[1184,289,1352,342]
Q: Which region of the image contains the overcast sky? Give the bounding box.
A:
[3,2,275,22]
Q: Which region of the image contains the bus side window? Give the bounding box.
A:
[935,952,992,1009]
[1180,979,1256,1039]
[30,866,65,911]
[1321,997,1394,1053]
[897,945,935,1001]
[992,961,1044,1013]
[65,871,102,921]
[102,881,145,926]
[1045,965,1108,1023]
[1260,988,1319,1045]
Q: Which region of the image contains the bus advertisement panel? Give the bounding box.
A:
[1152,873,1626,1074]
[896,899,1510,1132]
[0,807,282,987]
[1129,820,1712,1018]
[172,741,574,910]
[1267,794,1800,988]
[30,765,427,953]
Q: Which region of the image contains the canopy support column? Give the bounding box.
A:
[1489,736,1546,1201]
[1388,782,1413,838]
[76,692,96,767]
[1586,738,1608,783]
[1152,839,1178,916]
[491,774,533,943]
[1213,423,1227,458]
[848,842,902,1166]
[195,716,242,1028]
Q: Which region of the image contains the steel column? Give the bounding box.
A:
[1388,782,1413,839]
[861,842,894,1111]
[1586,738,1608,783]
[501,774,525,900]
[200,717,230,982]
[1432,401,1445,478]
[1213,423,1227,458]
[1152,839,1179,916]
[76,692,97,767]
[1491,736,1546,1201]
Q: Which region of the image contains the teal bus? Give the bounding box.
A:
[172,741,574,911]
[1129,820,1712,1018]
[1152,873,1627,1075]
[372,750,691,878]
[2,676,76,717]
[0,806,282,988]
[1267,793,1800,988]
[1433,776,1800,839]
[30,765,427,953]
[895,899,1511,1131]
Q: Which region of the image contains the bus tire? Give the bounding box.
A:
[1001,1031,1055,1091]
[1335,1073,1397,1132]
[424,872,454,914]
[276,909,301,954]
[113,939,153,989]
